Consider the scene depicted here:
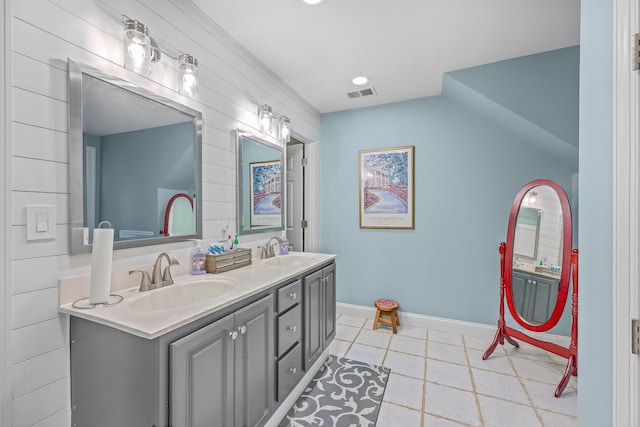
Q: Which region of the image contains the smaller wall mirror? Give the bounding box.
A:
[235,130,284,235]
[68,59,203,254]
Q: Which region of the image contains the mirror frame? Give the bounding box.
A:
[68,58,203,254]
[504,179,572,332]
[235,130,285,236]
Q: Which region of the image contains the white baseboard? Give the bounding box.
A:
[337,302,571,348]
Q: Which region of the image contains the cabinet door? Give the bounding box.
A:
[322,264,336,348]
[530,276,559,325]
[511,270,528,316]
[234,295,274,427]
[304,269,323,370]
[170,314,235,427]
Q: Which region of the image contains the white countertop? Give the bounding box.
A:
[59,252,336,339]
[513,263,561,279]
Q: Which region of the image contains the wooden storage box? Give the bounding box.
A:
[205,248,252,273]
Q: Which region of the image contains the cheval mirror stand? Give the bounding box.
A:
[483,179,578,398]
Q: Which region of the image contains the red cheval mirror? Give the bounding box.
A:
[483,179,578,398]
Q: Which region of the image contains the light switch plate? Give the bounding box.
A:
[26,205,56,241]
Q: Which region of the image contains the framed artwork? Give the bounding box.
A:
[250,160,282,227]
[359,146,415,229]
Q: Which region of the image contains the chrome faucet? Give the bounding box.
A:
[152,252,179,287]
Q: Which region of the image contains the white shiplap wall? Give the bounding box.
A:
[6,0,321,425]
[521,185,564,266]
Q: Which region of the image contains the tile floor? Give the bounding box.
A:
[327,314,577,427]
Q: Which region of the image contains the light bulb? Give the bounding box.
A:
[127,42,146,61]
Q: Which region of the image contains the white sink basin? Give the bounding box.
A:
[130,278,237,312]
[264,255,312,266]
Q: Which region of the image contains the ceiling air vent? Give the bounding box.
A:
[346,86,377,99]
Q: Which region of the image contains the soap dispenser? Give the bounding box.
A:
[279,231,289,255]
[191,240,207,275]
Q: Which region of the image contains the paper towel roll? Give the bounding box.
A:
[89,225,114,304]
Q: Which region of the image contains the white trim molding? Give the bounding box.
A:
[337,303,571,348]
[613,0,639,425]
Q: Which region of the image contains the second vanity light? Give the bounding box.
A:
[123,17,199,99]
[258,103,291,142]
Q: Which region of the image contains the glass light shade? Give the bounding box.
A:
[279,116,291,142]
[259,104,273,133]
[178,54,199,99]
[124,20,151,75]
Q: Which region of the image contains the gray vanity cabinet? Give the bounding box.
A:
[170,313,235,427]
[69,259,336,427]
[303,263,336,370]
[511,270,559,325]
[170,294,274,427]
[275,280,303,402]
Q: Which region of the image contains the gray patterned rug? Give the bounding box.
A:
[279,355,390,427]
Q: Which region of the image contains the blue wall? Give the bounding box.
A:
[578,0,613,424]
[320,91,575,335]
[99,121,195,237]
[446,46,579,148]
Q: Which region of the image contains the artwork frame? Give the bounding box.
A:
[249,159,282,227]
[359,146,415,229]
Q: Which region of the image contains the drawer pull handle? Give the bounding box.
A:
[287,326,297,333]
[229,331,238,340]
[288,292,297,299]
[288,367,297,374]
[238,325,247,334]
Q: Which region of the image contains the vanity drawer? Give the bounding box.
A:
[277,343,303,402]
[277,280,301,312]
[277,304,301,356]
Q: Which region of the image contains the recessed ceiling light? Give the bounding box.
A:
[303,0,323,4]
[352,75,370,86]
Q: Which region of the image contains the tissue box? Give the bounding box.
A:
[205,248,252,273]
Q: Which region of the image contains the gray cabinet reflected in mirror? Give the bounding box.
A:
[68,59,203,254]
[235,130,284,235]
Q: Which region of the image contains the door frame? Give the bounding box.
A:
[286,139,305,252]
[613,0,639,425]
[290,131,319,252]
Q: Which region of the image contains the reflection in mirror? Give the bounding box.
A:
[235,131,284,235]
[511,185,563,325]
[68,59,203,254]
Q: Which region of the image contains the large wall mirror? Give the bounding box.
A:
[68,59,203,254]
[483,179,578,398]
[235,130,284,235]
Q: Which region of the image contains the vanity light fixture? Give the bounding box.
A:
[303,0,324,4]
[258,104,273,133]
[258,103,292,141]
[279,116,291,143]
[123,18,160,75]
[178,53,199,99]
